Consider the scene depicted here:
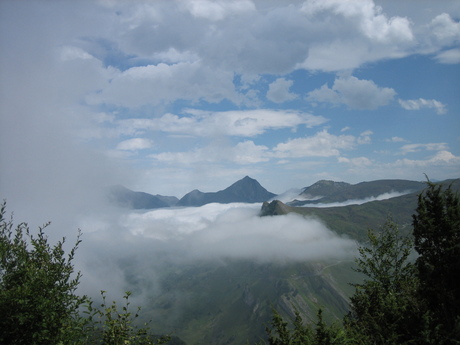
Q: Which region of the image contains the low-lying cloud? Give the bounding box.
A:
[305,191,411,208]
[76,202,357,297]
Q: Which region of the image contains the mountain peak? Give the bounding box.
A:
[178,176,276,206]
[300,180,350,197]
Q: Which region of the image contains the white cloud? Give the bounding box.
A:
[400,143,449,155]
[398,98,447,114]
[182,0,256,21]
[434,48,460,64]
[385,136,406,143]
[338,156,372,167]
[266,78,297,103]
[357,130,373,144]
[394,150,460,167]
[305,191,410,208]
[116,138,153,151]
[151,140,270,165]
[429,13,460,45]
[87,61,240,107]
[298,0,414,71]
[307,75,396,110]
[273,130,356,158]
[301,0,413,43]
[114,203,357,262]
[151,129,364,165]
[117,109,327,138]
[233,141,270,164]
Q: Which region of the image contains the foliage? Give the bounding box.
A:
[0,201,85,344]
[80,291,170,345]
[412,180,460,343]
[0,201,171,345]
[264,308,347,345]
[346,219,419,344]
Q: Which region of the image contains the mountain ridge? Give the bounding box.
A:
[177,176,277,206]
[290,179,427,206]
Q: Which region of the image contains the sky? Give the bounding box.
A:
[1,0,460,216]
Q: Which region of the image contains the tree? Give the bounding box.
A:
[264,308,346,345]
[81,291,171,345]
[0,201,85,344]
[346,218,418,344]
[0,201,172,344]
[412,181,460,343]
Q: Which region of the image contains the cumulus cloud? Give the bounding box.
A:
[298,0,414,71]
[429,13,460,46]
[398,98,447,114]
[301,0,413,42]
[86,62,240,107]
[266,78,298,103]
[307,75,396,110]
[273,130,356,158]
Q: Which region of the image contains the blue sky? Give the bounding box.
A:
[1,0,459,204]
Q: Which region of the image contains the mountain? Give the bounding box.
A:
[299,180,350,199]
[137,259,361,345]
[108,185,178,209]
[262,178,460,241]
[177,176,276,206]
[290,179,426,206]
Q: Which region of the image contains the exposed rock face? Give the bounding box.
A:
[260,200,291,216]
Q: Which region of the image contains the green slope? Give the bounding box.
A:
[264,179,460,241]
[139,260,361,345]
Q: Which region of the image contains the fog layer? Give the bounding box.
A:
[75,203,357,298]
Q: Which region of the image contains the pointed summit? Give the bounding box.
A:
[177,176,276,206]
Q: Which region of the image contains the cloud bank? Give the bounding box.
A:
[76,203,357,296]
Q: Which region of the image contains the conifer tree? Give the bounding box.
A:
[412,181,460,343]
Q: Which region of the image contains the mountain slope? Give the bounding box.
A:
[263,178,460,241]
[291,179,426,206]
[139,259,361,345]
[177,176,276,206]
[108,185,178,209]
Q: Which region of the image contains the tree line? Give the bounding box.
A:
[1,181,459,344]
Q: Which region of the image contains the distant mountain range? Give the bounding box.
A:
[108,176,276,209]
[108,185,179,209]
[108,176,438,210]
[290,179,427,206]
